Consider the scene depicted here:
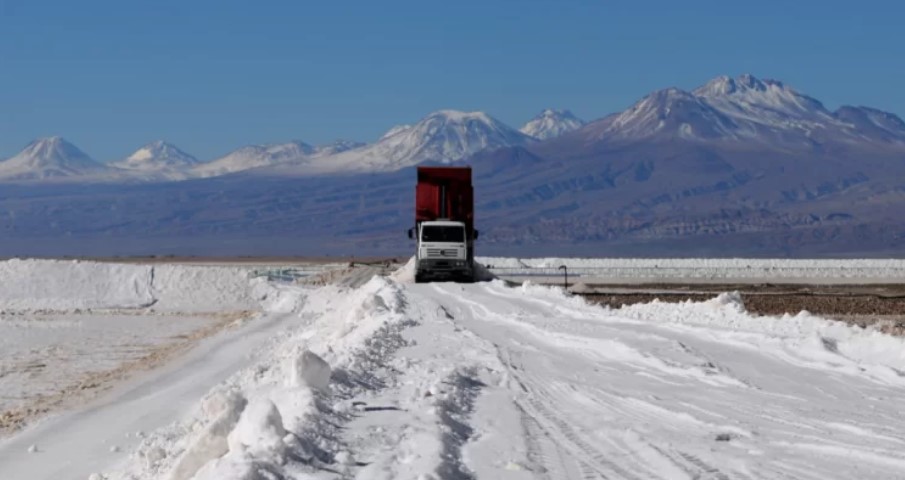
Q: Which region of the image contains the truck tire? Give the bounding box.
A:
[414,273,425,284]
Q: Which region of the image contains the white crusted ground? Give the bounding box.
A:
[3,260,905,479]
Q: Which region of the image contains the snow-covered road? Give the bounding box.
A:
[416,281,905,479]
[4,261,905,479]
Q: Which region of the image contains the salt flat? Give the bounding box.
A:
[2,258,905,479]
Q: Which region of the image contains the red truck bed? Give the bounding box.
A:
[415,166,474,236]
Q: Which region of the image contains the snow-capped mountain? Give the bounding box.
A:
[692,74,832,121]
[519,109,585,140]
[834,106,905,143]
[298,110,535,174]
[312,139,366,157]
[596,87,738,141]
[0,136,108,180]
[4,74,905,184]
[193,139,372,177]
[193,141,316,177]
[379,124,412,140]
[112,141,199,171]
[584,74,905,147]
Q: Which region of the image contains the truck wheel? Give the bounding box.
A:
[414,273,425,284]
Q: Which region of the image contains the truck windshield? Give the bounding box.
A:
[421,226,465,242]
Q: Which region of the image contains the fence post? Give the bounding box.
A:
[558,265,568,290]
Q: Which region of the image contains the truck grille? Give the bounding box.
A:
[426,248,458,258]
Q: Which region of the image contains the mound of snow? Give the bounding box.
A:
[226,399,287,459]
[389,256,416,283]
[0,259,154,310]
[120,276,409,479]
[616,289,905,382]
[568,281,592,293]
[285,349,331,391]
[150,264,258,312]
[710,291,745,311]
[0,259,258,312]
[250,278,307,313]
[170,390,247,480]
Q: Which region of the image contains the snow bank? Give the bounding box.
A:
[510,279,905,382]
[480,257,905,281]
[119,276,411,479]
[0,259,258,312]
[169,390,246,480]
[151,265,258,312]
[285,350,331,391]
[389,256,416,283]
[473,261,497,281]
[615,291,905,383]
[0,259,154,310]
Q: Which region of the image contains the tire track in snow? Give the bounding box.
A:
[426,284,716,480]
[416,280,905,479]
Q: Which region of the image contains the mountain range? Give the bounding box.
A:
[2,74,905,258]
[581,74,905,147]
[0,109,573,182]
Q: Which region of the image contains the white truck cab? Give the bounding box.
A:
[411,220,472,282]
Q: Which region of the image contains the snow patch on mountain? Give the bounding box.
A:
[312,139,366,157]
[193,139,371,177]
[294,110,535,174]
[607,88,740,141]
[379,124,413,140]
[112,141,199,172]
[193,141,316,177]
[693,74,836,129]
[0,137,109,180]
[834,106,905,143]
[520,109,585,139]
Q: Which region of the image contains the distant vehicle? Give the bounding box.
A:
[407,166,478,282]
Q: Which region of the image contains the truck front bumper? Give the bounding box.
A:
[416,259,473,280]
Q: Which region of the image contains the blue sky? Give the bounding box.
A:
[1,0,903,161]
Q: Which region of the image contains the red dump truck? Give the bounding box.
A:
[406,166,478,282]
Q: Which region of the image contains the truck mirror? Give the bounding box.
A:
[474,229,479,240]
[407,228,413,239]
